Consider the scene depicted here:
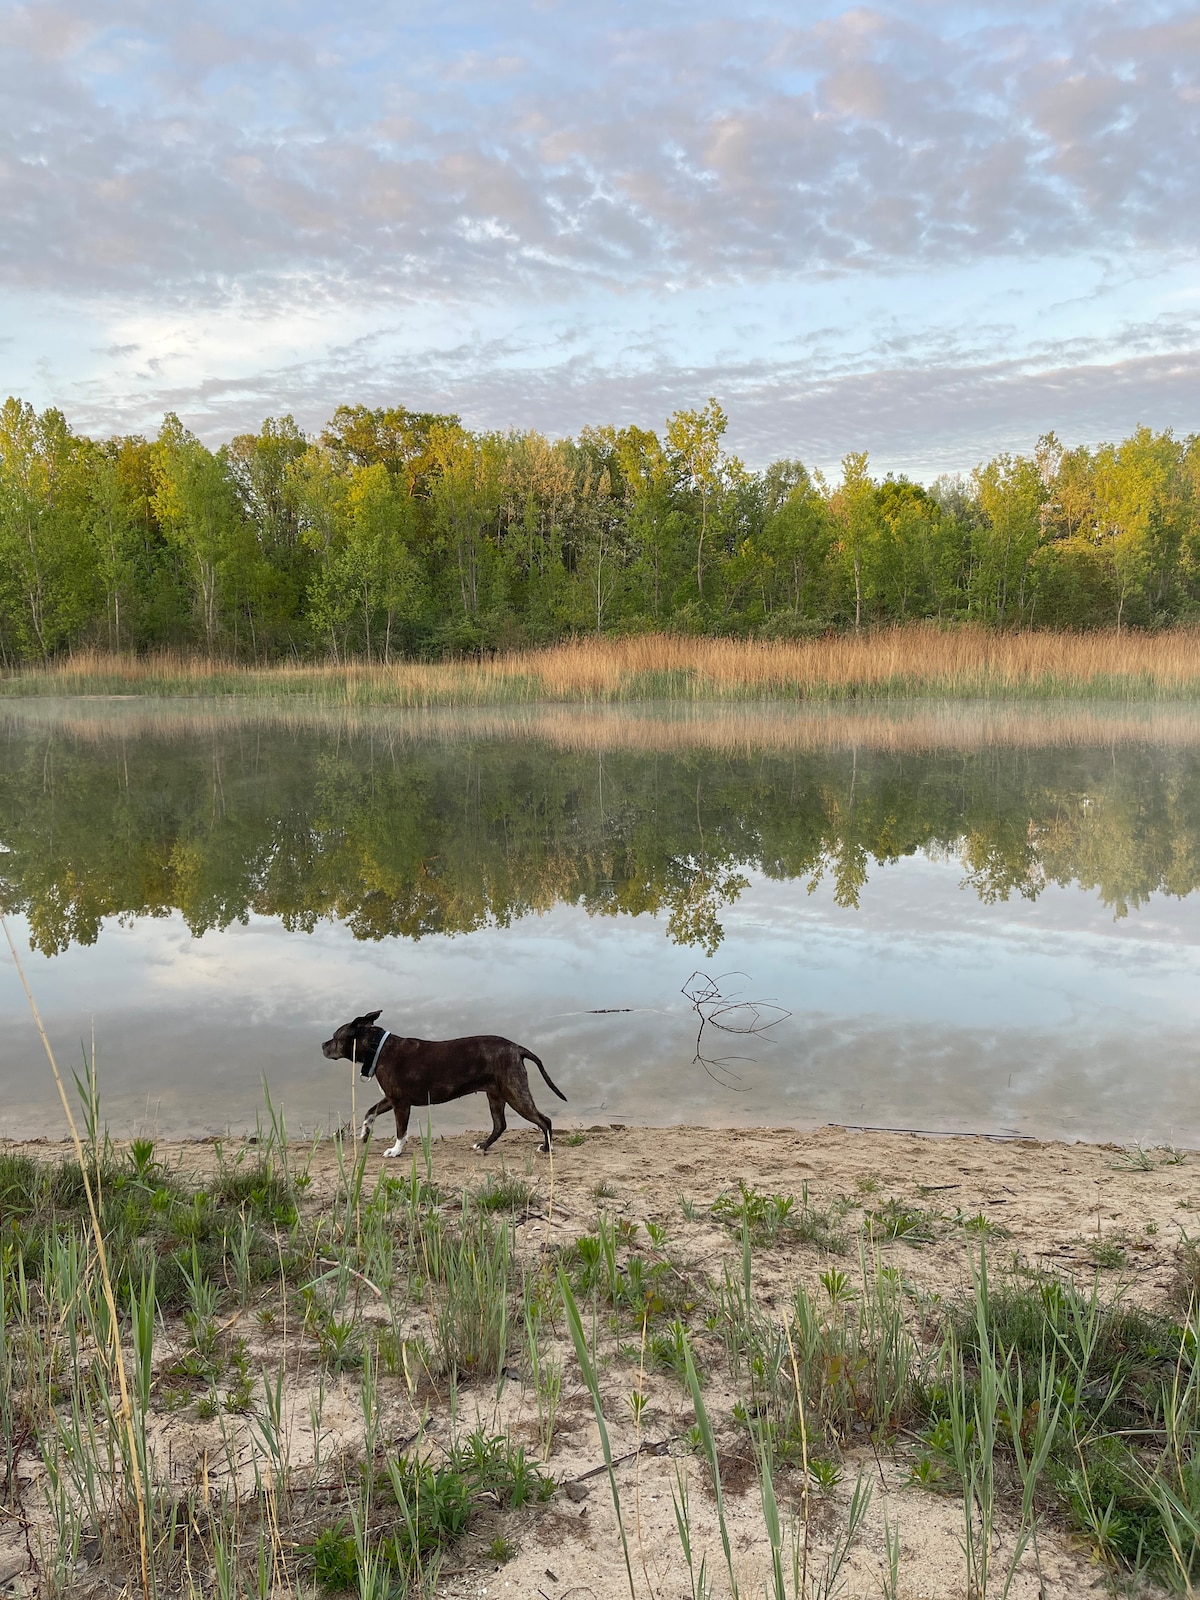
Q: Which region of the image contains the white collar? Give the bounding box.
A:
[362,1030,390,1079]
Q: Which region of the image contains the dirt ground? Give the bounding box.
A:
[4,1122,1198,1600]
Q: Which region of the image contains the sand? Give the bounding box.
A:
[4,1123,1197,1599]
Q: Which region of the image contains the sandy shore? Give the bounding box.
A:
[9,1120,1196,1303]
[3,1123,1196,1599]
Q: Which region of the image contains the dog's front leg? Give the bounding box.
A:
[383,1103,412,1159]
[360,1095,392,1143]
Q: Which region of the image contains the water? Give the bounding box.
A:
[2,697,1199,1144]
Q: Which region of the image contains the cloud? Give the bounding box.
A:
[4,1,1199,465]
[2,2,1199,304]
[57,293,1200,479]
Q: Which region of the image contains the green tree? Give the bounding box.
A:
[0,398,96,660]
[759,460,832,617]
[666,397,727,603]
[428,424,502,634]
[88,445,141,651]
[1092,427,1191,630]
[151,416,247,654]
[615,426,680,623]
[971,452,1046,625]
[829,452,877,628]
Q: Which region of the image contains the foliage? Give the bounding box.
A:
[2,394,1199,664]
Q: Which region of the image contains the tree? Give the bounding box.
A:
[829,452,877,628]
[971,452,1045,625]
[0,398,96,660]
[88,446,140,651]
[1092,427,1190,631]
[666,397,727,603]
[760,459,832,615]
[615,426,679,622]
[151,415,246,654]
[427,424,501,631]
[320,404,460,495]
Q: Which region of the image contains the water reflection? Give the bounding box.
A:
[1,699,1199,1143]
[3,700,1200,956]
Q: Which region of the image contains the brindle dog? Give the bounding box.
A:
[321,1010,567,1157]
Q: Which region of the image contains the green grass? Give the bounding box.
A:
[711,1179,848,1252]
[2,1103,1197,1598]
[865,1197,942,1244]
[471,1170,538,1213]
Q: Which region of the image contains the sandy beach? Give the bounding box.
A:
[3,1121,1196,1599]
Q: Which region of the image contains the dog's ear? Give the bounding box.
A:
[361,1009,382,1025]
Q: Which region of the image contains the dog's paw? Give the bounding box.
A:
[383,1140,406,1159]
[471,1141,488,1153]
[359,1123,371,1143]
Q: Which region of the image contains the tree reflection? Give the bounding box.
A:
[3,714,1200,956]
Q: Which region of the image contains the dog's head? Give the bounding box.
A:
[321,1010,382,1063]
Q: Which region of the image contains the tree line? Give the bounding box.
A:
[1,394,1198,663]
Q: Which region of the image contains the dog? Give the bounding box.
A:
[321,1010,567,1157]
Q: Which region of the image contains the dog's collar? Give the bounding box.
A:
[361,1029,390,1080]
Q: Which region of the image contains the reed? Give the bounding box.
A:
[8,624,1200,706]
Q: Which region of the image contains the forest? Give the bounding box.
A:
[1,394,1198,664]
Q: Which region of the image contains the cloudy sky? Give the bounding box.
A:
[2,0,1199,475]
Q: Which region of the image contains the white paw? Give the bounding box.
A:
[383,1139,406,1159]
[472,1141,488,1153]
[360,1121,372,1143]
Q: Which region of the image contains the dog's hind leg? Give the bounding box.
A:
[383,1103,411,1159]
[360,1095,392,1143]
[474,1090,507,1153]
[505,1080,553,1154]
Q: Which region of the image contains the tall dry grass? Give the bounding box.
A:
[6,625,1200,705]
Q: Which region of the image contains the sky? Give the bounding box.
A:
[2,0,1199,477]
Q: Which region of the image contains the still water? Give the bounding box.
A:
[1,698,1198,1144]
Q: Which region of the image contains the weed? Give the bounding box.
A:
[490,1534,516,1562]
[1171,1228,1200,1315]
[379,1454,470,1568]
[473,1171,537,1214]
[1087,1234,1129,1270]
[819,1267,855,1305]
[952,1208,1010,1240]
[807,1456,843,1493]
[1113,1145,1155,1172]
[0,1152,41,1219]
[711,1180,847,1252]
[592,1179,616,1199]
[30,628,1200,706]
[308,1525,358,1592]
[906,1453,947,1490]
[866,1198,941,1244]
[450,1430,554,1507]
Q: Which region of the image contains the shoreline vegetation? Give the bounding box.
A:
[1,1114,1197,1598]
[7,626,1200,706]
[3,402,1199,662]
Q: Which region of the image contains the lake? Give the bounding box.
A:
[2,697,1199,1145]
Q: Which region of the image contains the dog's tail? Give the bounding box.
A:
[522,1048,567,1101]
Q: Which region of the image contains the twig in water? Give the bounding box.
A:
[682,970,791,1087]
